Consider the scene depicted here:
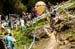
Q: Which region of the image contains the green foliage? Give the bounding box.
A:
[57,1,75,13]
[15,1,27,14]
[5,13,49,49]
[12,30,32,49]
[1,0,75,15]
[0,0,27,15]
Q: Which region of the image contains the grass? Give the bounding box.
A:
[12,19,49,49]
[0,13,50,49]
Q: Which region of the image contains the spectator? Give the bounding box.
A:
[31,7,37,19]
[20,14,26,32]
[3,33,16,49]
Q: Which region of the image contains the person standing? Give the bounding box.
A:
[31,7,37,19]
[3,33,16,49]
[20,13,26,32]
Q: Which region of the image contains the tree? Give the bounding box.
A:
[0,0,4,15]
[1,0,27,15]
[15,1,27,14]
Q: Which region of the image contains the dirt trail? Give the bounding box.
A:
[45,32,59,49]
[35,32,60,49]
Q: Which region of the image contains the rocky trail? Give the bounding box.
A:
[33,17,75,49]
